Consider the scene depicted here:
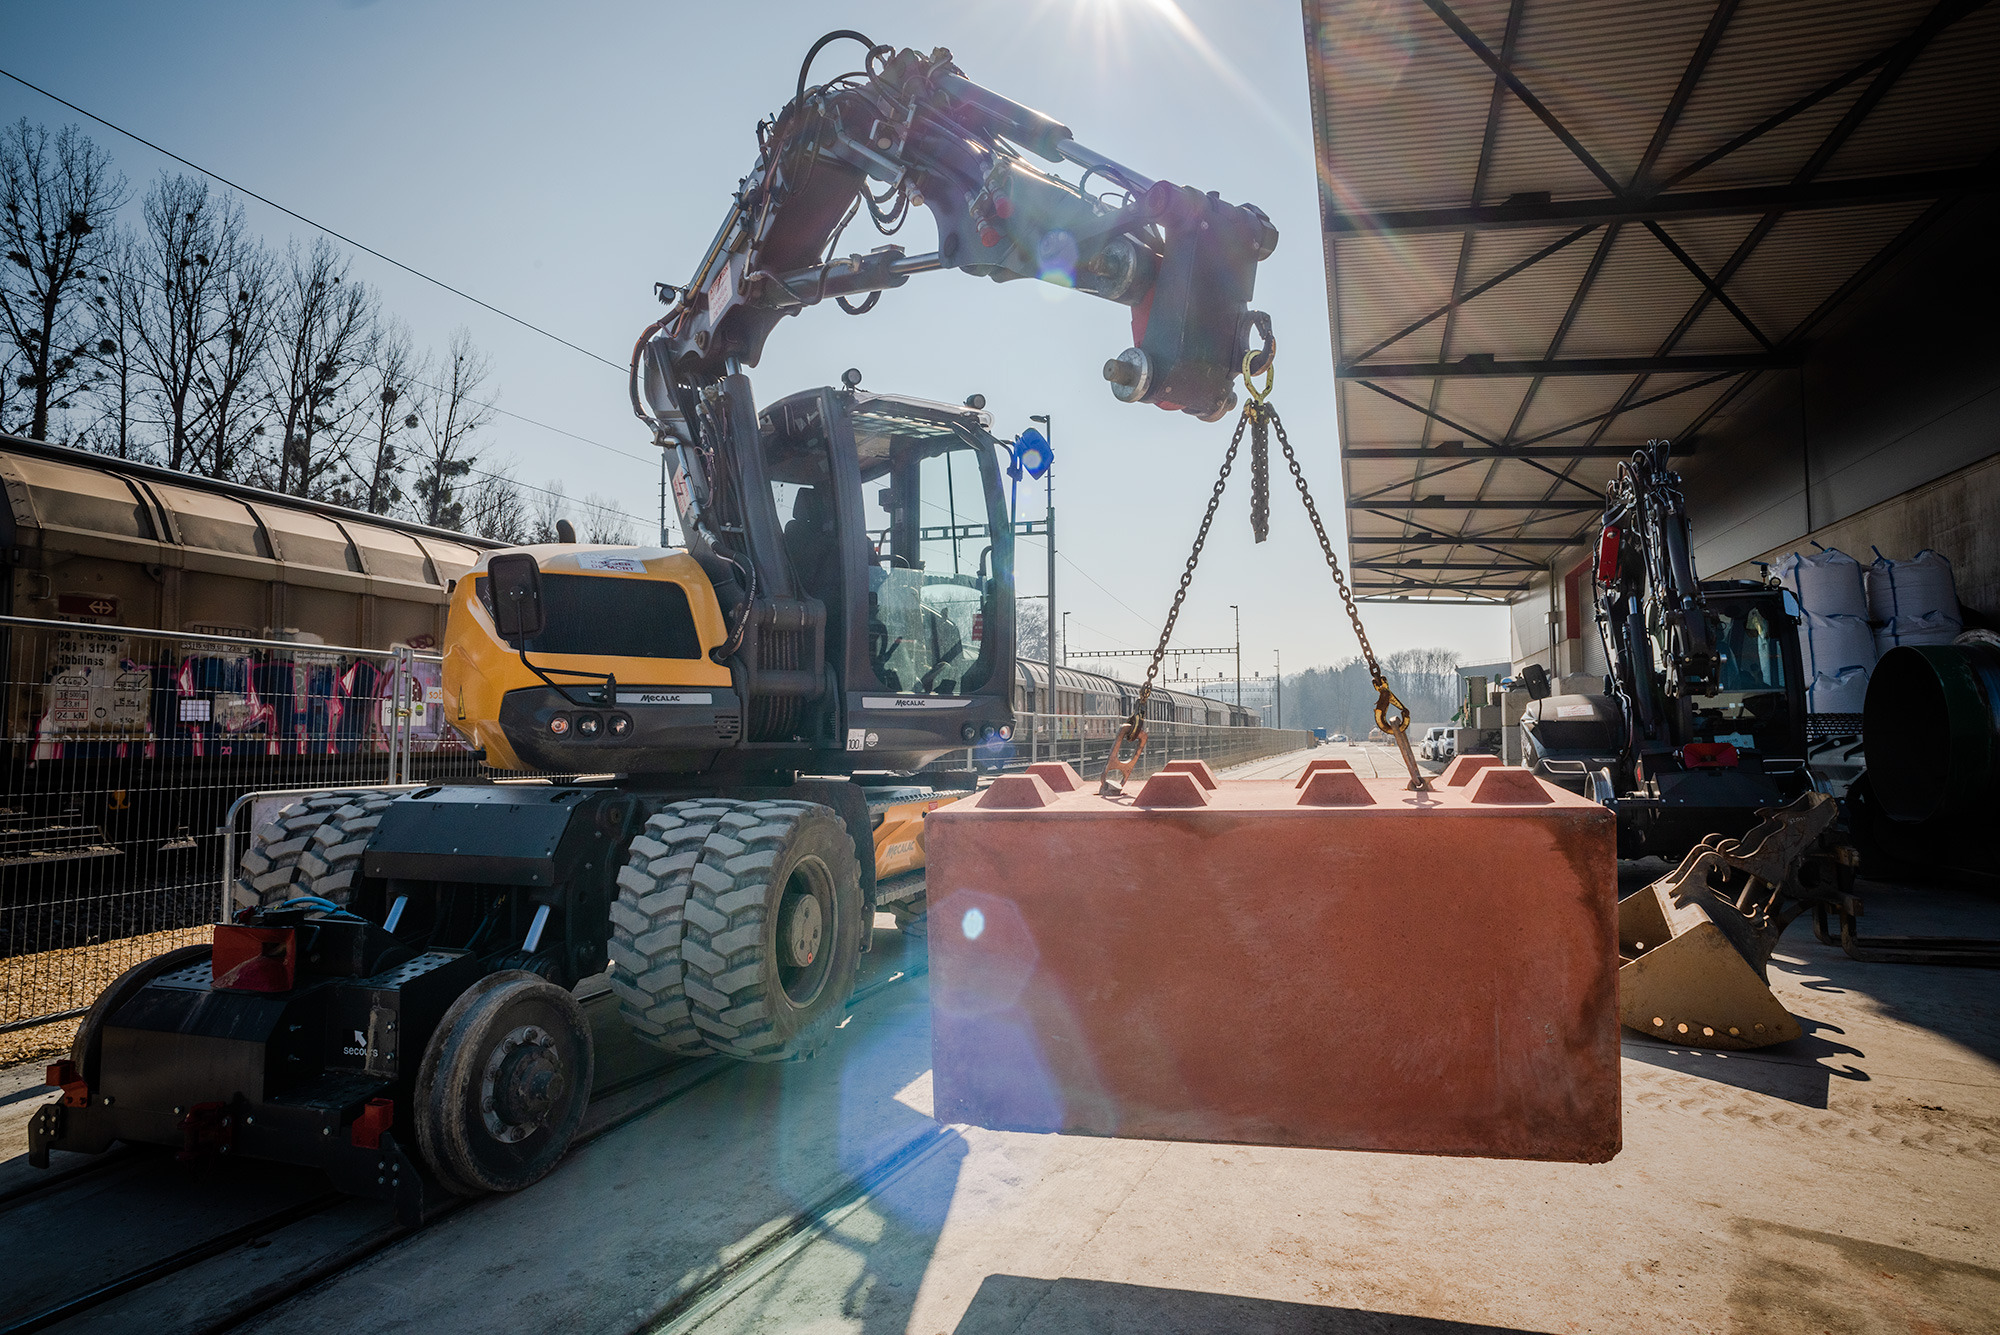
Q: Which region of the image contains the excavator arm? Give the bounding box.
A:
[633,33,1278,433]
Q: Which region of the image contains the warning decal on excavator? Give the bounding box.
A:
[576,554,648,573]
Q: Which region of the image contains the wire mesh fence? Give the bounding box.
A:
[0,615,475,1051]
[923,712,1310,782]
[1,610,1309,1058]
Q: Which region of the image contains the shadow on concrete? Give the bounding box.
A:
[1780,877,2000,1067]
[952,1276,1546,1334]
[1620,1016,1868,1109]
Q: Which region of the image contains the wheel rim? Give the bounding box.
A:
[480,1023,567,1143]
[776,858,835,1007]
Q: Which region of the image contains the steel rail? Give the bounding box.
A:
[0,963,928,1335]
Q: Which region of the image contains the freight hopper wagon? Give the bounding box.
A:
[0,435,494,897]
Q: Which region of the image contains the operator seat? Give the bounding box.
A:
[783,486,840,603]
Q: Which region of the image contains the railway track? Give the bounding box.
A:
[0,935,929,1335]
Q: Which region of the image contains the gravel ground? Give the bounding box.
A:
[0,925,210,1065]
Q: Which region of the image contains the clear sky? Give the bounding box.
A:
[4,0,1509,677]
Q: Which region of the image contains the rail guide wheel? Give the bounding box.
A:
[414,970,594,1196]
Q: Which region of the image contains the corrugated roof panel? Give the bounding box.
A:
[1343,384,1438,442]
[1312,0,1510,211]
[1481,0,1722,196]
[1542,228,1714,356]
[1729,201,1931,338]
[1310,0,1997,598]
[1439,230,1608,360]
[1652,0,1929,191]
[1823,3,2000,178]
[1331,232,1464,360]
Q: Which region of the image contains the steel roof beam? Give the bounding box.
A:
[1348,499,1598,511]
[1355,561,1545,573]
[1341,353,1783,378]
[1324,169,1986,234]
[1343,444,1644,459]
[1348,535,1581,547]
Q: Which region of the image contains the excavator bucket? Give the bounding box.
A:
[925,757,1622,1163]
[1609,795,1846,1051]
[1616,885,1802,1049]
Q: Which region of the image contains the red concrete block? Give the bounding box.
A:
[1294,757,1354,787]
[1026,761,1083,793]
[1157,760,1218,789]
[1132,771,1209,808]
[1441,754,1505,787]
[927,771,1620,1163]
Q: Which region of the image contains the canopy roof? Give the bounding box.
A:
[1306,0,2000,601]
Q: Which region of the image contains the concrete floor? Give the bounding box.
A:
[4,746,1995,1334]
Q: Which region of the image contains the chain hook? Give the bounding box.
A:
[1100,714,1149,795]
[1240,348,1275,406]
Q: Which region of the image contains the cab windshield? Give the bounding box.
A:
[855,410,1005,697]
[1689,603,1798,757]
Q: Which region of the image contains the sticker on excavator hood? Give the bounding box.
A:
[575,554,648,573]
[619,691,713,705]
[846,728,866,751]
[1555,703,1595,717]
[862,697,974,709]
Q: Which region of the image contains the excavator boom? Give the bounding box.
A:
[635,37,1277,430]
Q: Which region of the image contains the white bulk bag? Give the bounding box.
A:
[1807,666,1871,715]
[1876,609,1963,653]
[1797,608,1878,683]
[1867,548,1962,638]
[1778,547,1868,619]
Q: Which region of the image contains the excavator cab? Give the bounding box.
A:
[443,386,1016,780]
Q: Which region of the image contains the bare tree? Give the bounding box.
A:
[527,478,569,542]
[579,493,635,544]
[129,175,240,471]
[80,232,147,458]
[464,465,530,543]
[408,327,494,528]
[335,317,422,514]
[263,236,376,496]
[0,119,127,440]
[192,230,273,481]
[1017,600,1048,662]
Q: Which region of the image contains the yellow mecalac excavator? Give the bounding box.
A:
[32,32,1278,1216]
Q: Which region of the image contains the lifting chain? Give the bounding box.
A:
[1100,342,1432,795]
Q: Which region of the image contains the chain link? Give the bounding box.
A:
[1102,368,1429,793]
[1267,405,1429,790]
[1249,405,1270,544]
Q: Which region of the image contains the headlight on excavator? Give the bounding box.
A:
[998,723,1013,741]
[961,723,979,743]
[549,715,571,736]
[576,714,603,739]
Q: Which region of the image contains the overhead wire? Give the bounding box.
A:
[86,257,657,471]
[0,65,626,374]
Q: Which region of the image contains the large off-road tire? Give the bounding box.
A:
[295,790,400,905]
[678,800,864,1062]
[606,801,739,1056]
[232,788,399,911]
[71,943,212,1090]
[414,970,593,1196]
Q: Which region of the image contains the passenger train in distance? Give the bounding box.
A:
[1012,659,1263,739]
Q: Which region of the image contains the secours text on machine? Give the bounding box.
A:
[31,32,1284,1216]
